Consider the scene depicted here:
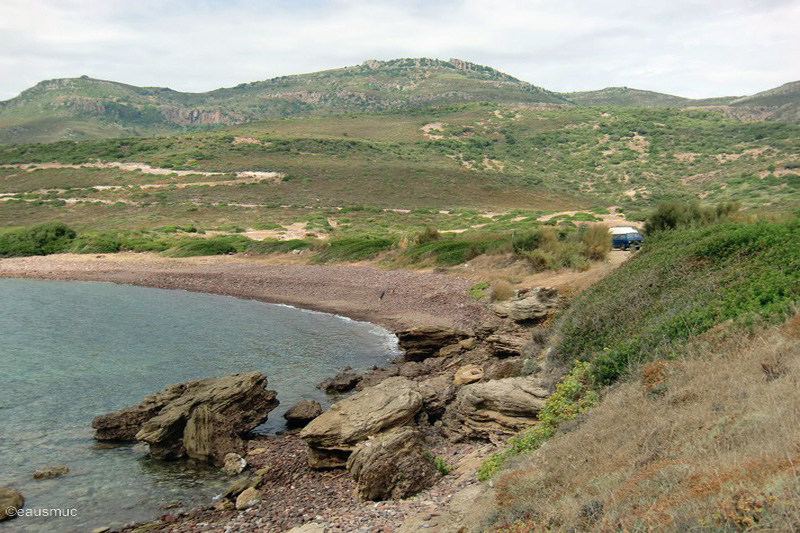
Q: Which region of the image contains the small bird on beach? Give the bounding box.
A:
[378,290,386,301]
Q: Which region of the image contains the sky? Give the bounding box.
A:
[1,0,798,101]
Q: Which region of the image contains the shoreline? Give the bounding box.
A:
[0,253,490,332]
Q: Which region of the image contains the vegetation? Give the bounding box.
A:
[0,221,76,257]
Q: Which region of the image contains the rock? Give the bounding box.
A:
[0,487,23,521]
[398,361,424,378]
[221,453,247,475]
[444,377,549,440]
[459,337,477,350]
[396,326,469,362]
[287,523,327,533]
[214,499,234,511]
[283,400,323,428]
[33,466,69,479]
[300,377,423,469]
[438,343,463,358]
[486,332,527,357]
[417,375,456,422]
[346,428,440,501]
[235,487,261,510]
[317,367,361,394]
[488,287,559,322]
[91,528,111,533]
[454,364,484,386]
[93,372,278,467]
[222,476,256,500]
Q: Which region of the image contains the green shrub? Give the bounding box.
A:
[0,222,76,257]
[163,235,251,257]
[580,224,611,261]
[247,239,311,254]
[469,281,490,300]
[313,236,395,263]
[414,226,440,245]
[644,200,739,234]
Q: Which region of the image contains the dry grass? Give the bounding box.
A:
[489,279,515,302]
[491,319,800,531]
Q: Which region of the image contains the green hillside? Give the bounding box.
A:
[0,59,567,144]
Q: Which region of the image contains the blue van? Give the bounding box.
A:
[610,226,644,250]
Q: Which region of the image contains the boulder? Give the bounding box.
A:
[33,466,69,479]
[221,453,247,475]
[300,377,423,469]
[0,488,23,521]
[346,428,440,501]
[317,367,361,394]
[438,343,464,358]
[283,400,323,428]
[489,287,559,322]
[417,375,457,422]
[396,326,469,362]
[454,364,484,386]
[93,372,278,467]
[235,487,262,510]
[444,377,549,440]
[486,332,527,357]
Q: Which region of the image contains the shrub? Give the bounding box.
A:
[469,281,490,300]
[579,224,611,261]
[313,236,395,263]
[489,280,515,302]
[247,239,311,254]
[644,200,739,234]
[414,226,440,245]
[0,222,76,257]
[163,235,251,257]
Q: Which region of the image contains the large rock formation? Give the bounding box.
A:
[396,326,469,361]
[300,377,422,468]
[444,377,549,440]
[488,287,560,322]
[347,427,440,501]
[92,372,278,466]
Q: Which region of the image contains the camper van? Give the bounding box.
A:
[610,226,643,250]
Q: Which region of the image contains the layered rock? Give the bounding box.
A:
[317,367,361,394]
[488,287,560,322]
[92,372,278,466]
[444,377,548,440]
[347,427,440,501]
[396,326,469,361]
[300,377,422,468]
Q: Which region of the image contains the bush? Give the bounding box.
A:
[313,236,395,263]
[489,280,515,302]
[414,226,440,245]
[163,235,251,257]
[644,200,739,234]
[0,222,76,257]
[579,224,611,261]
[247,239,311,254]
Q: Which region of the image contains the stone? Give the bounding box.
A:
[0,487,23,522]
[235,487,261,510]
[91,528,111,533]
[437,343,464,358]
[454,365,484,386]
[300,377,423,469]
[459,338,477,350]
[488,287,560,322]
[396,326,469,362]
[221,453,247,475]
[317,367,361,394]
[416,375,456,422]
[444,377,549,440]
[486,332,527,357]
[33,466,70,479]
[283,400,323,428]
[93,372,278,467]
[347,428,440,501]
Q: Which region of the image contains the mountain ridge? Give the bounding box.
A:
[0,58,797,144]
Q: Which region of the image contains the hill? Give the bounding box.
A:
[0,58,567,144]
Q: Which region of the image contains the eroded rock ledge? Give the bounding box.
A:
[92,372,278,466]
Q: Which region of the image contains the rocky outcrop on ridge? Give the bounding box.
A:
[92,372,278,466]
[488,287,560,322]
[395,326,470,361]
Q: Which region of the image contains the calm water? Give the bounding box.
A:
[0,279,399,532]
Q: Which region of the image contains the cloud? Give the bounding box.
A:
[0,0,798,100]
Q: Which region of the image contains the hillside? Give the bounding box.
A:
[0,58,567,144]
[1,58,798,145]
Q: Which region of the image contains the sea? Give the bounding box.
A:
[0,279,400,532]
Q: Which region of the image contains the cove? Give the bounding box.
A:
[0,279,399,532]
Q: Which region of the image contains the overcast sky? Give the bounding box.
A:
[1,0,798,101]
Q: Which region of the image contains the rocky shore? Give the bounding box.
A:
[1,253,568,532]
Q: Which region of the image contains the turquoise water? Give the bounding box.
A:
[0,279,399,532]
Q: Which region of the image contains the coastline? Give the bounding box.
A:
[0,253,490,332]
